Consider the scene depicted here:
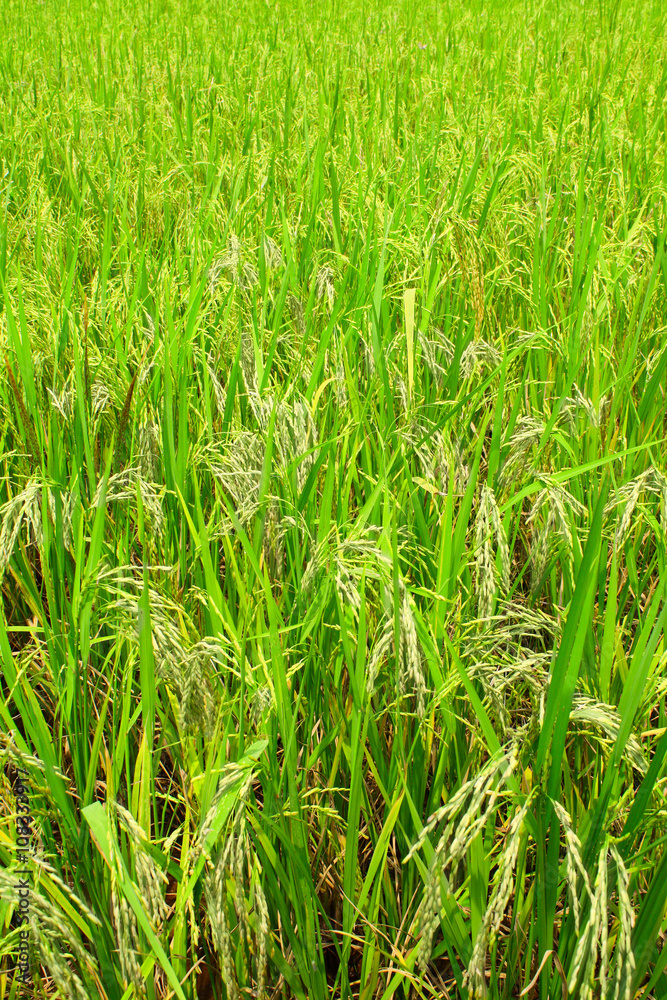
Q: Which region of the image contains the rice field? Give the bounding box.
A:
[1,0,667,997]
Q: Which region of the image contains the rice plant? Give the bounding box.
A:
[1,0,667,997]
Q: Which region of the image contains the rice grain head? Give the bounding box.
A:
[497,417,544,491]
[474,485,510,621]
[551,799,593,939]
[202,772,269,1000]
[262,234,283,270]
[108,832,144,996]
[607,467,667,551]
[463,790,536,999]
[527,481,587,594]
[114,803,169,929]
[0,479,44,575]
[315,264,335,312]
[398,588,428,718]
[0,867,99,1000]
[611,845,635,1000]
[406,746,519,973]
[92,468,165,539]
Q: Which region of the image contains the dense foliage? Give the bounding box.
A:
[1,0,667,997]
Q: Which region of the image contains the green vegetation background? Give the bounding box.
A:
[1,0,667,997]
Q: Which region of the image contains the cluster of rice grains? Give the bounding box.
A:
[405,749,524,986]
[109,804,169,996]
[199,770,270,1000]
